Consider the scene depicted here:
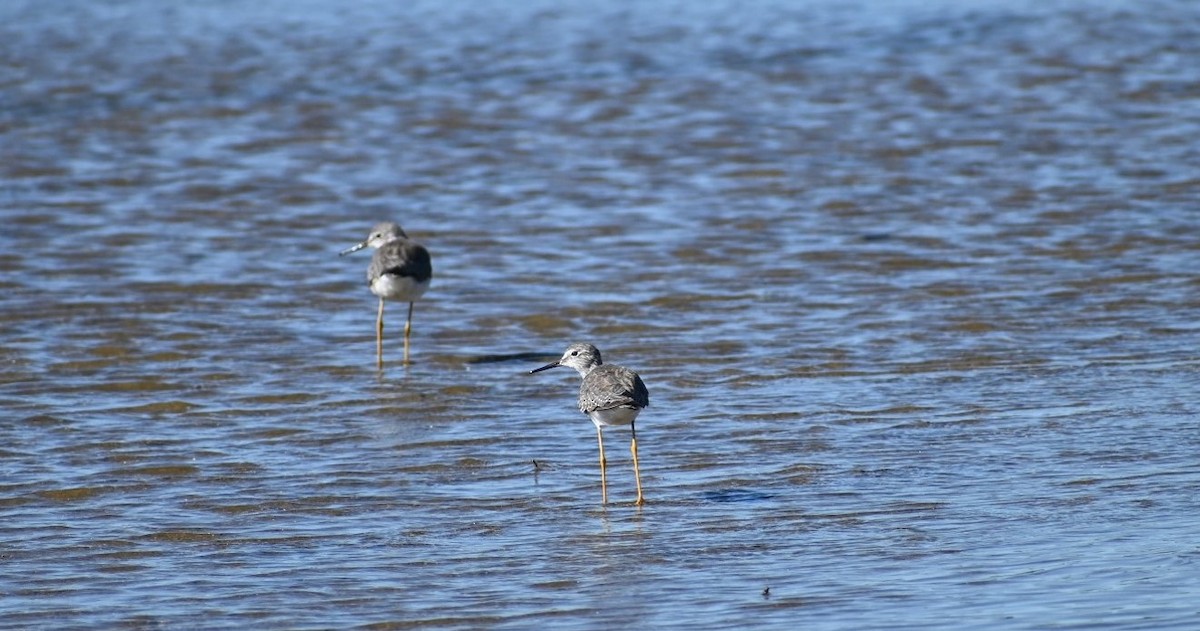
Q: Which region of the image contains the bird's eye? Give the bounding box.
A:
[570,350,579,356]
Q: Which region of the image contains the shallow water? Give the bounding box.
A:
[3,0,1200,628]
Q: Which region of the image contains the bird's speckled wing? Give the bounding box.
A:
[578,364,649,413]
[368,240,433,285]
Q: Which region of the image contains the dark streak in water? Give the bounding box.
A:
[703,489,777,503]
[463,351,557,364]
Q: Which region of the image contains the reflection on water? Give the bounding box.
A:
[3,0,1200,628]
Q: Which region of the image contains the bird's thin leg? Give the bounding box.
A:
[596,425,608,504]
[376,297,385,370]
[631,421,645,506]
[403,301,414,364]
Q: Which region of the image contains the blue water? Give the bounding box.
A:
[2,0,1199,628]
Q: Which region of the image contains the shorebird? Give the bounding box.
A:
[531,343,649,505]
[339,221,432,368]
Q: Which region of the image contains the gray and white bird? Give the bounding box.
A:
[339,221,432,367]
[531,342,649,505]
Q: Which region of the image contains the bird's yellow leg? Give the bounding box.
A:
[631,422,645,506]
[596,425,608,504]
[403,301,414,364]
[376,297,385,370]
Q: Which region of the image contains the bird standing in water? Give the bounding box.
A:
[340,221,432,368]
[531,343,649,505]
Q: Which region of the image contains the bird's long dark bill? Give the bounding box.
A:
[339,242,368,256]
[530,361,560,374]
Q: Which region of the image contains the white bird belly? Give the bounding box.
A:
[588,407,640,428]
[371,275,429,302]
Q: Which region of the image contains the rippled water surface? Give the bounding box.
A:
[3,0,1200,628]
